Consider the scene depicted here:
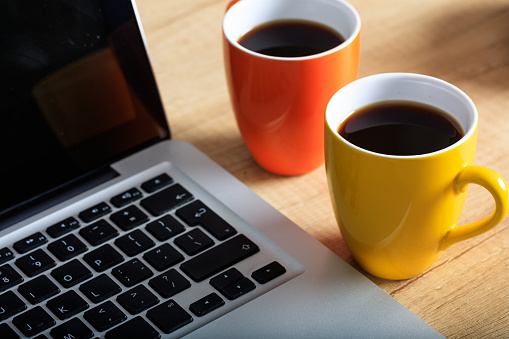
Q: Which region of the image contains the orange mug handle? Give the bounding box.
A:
[226,0,242,11]
[441,165,509,250]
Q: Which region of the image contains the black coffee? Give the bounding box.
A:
[238,19,345,57]
[339,101,464,156]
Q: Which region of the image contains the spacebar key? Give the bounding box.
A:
[180,235,259,282]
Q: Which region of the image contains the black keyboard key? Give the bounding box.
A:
[112,258,153,287]
[80,274,121,303]
[147,300,193,334]
[84,301,127,332]
[51,259,92,288]
[46,217,80,238]
[48,234,88,261]
[83,244,124,272]
[0,264,23,292]
[79,219,118,246]
[0,291,26,320]
[143,243,184,271]
[189,293,224,317]
[252,261,287,284]
[115,229,155,257]
[140,184,193,216]
[117,284,159,315]
[13,306,55,337]
[221,277,256,300]
[13,232,48,254]
[105,316,160,339]
[174,229,214,256]
[110,188,143,208]
[79,202,112,223]
[0,247,15,265]
[16,249,56,277]
[110,205,149,231]
[149,269,191,298]
[0,323,20,339]
[210,267,244,291]
[50,317,93,339]
[180,234,260,282]
[146,215,185,241]
[176,200,237,240]
[47,290,89,320]
[141,174,173,193]
[18,275,59,304]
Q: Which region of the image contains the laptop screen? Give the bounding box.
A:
[1,0,169,225]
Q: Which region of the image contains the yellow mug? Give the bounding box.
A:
[325,73,508,280]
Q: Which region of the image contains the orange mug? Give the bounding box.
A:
[223,0,361,175]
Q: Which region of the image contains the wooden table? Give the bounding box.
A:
[136,0,509,337]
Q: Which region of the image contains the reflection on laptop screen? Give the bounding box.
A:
[1,0,169,224]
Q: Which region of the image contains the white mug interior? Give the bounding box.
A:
[325,73,478,158]
[223,0,361,60]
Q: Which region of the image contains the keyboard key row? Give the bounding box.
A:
[2,232,262,295]
[1,259,287,337]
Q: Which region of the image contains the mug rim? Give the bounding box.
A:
[222,0,361,61]
[325,73,478,159]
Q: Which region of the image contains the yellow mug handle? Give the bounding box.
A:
[441,165,509,250]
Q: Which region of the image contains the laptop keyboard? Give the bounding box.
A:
[0,171,302,338]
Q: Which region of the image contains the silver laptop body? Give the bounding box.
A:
[0,0,443,337]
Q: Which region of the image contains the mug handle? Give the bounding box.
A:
[226,0,242,11]
[441,165,509,250]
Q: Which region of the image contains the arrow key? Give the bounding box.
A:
[210,267,243,291]
[221,277,256,300]
[252,261,287,284]
[189,293,224,317]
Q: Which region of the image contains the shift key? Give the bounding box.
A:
[180,235,259,282]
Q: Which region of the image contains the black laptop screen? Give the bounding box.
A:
[1,0,169,223]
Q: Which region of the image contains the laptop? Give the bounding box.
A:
[0,0,443,338]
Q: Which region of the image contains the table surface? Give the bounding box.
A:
[136,0,509,337]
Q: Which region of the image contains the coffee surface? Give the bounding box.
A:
[339,101,464,156]
[238,19,345,57]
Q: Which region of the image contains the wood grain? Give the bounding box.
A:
[136,0,509,337]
